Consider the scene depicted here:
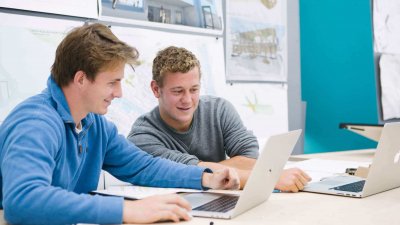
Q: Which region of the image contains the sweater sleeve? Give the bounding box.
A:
[219,99,259,158]
[1,113,124,225]
[104,119,205,187]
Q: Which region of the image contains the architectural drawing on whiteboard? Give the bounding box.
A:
[226,0,287,83]
[106,63,158,136]
[0,24,65,121]
[0,13,82,123]
[244,93,273,114]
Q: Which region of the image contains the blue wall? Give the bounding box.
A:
[300,0,379,153]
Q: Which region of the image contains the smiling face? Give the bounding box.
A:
[151,66,200,132]
[81,63,125,115]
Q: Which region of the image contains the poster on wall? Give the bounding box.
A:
[225,0,287,83]
[373,0,400,54]
[100,0,146,21]
[379,54,400,120]
[373,0,400,122]
[100,0,224,32]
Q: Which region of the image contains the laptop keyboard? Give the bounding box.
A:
[193,195,239,213]
[331,180,366,192]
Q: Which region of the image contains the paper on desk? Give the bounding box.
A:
[93,185,202,199]
[285,159,371,183]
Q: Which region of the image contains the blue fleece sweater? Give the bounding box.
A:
[0,77,206,225]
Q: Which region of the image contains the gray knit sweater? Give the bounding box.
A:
[127,96,259,165]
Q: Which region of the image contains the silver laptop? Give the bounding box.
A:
[303,122,400,198]
[180,129,302,219]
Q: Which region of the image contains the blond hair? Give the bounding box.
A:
[152,46,201,87]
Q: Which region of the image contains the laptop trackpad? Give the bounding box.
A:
[180,193,222,208]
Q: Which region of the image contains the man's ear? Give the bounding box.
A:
[150,80,161,98]
[73,71,86,88]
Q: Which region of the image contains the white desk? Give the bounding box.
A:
[290,149,376,162]
[2,149,400,225]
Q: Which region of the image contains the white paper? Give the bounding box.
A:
[374,0,400,54]
[379,54,400,120]
[93,185,202,199]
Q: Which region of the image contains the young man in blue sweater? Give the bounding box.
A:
[0,23,239,225]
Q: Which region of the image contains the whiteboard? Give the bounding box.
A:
[0,9,289,142]
[0,12,83,122]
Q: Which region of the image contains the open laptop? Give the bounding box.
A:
[303,122,400,198]
[180,129,302,219]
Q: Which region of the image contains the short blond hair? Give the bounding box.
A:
[152,46,201,87]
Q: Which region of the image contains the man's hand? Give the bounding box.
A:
[122,194,192,224]
[198,158,255,190]
[275,168,311,192]
[201,167,240,190]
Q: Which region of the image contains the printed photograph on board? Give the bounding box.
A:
[101,0,223,30]
[226,0,287,82]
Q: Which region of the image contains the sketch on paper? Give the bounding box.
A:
[226,0,287,82]
[373,0,400,122]
[379,54,400,120]
[373,0,400,54]
[244,93,273,114]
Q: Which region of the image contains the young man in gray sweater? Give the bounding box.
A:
[128,46,310,191]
